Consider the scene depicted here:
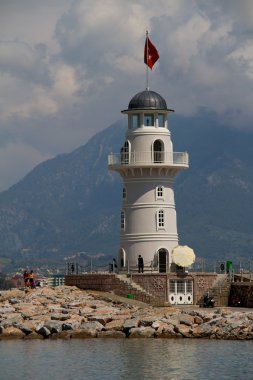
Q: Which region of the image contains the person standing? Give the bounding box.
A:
[29,270,35,288]
[112,258,118,273]
[138,255,144,273]
[23,270,29,287]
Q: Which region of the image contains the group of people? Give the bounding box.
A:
[110,255,144,273]
[23,270,36,288]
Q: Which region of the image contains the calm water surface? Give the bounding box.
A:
[0,339,253,380]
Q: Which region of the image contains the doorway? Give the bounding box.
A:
[153,140,164,163]
[119,248,126,269]
[120,141,130,164]
[158,249,167,273]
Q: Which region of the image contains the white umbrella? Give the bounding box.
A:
[172,245,196,267]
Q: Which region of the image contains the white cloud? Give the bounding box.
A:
[11,88,58,118]
[0,0,70,50]
[227,41,253,80]
[53,64,80,97]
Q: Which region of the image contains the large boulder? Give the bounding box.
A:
[80,321,104,332]
[36,326,51,338]
[44,321,63,334]
[123,318,140,330]
[105,319,126,331]
[0,326,25,339]
[97,331,126,338]
[69,329,97,338]
[179,314,195,326]
[152,320,179,338]
[129,326,155,338]
[87,314,112,325]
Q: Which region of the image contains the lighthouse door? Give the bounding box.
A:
[121,141,130,164]
[153,140,164,163]
[158,249,167,273]
[119,248,126,269]
[169,279,193,305]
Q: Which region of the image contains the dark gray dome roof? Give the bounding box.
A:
[128,90,167,110]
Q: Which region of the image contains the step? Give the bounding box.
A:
[115,274,146,292]
[114,274,164,306]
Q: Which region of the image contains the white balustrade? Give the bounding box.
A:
[108,151,189,167]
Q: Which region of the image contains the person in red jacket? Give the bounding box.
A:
[23,270,29,287]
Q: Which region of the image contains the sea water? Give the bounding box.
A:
[0,339,253,380]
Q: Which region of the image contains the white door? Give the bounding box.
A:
[169,279,193,305]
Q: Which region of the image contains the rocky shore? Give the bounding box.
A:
[0,285,253,340]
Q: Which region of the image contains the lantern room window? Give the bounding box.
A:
[144,114,154,126]
[158,114,165,127]
[131,114,139,129]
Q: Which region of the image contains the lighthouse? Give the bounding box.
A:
[108,89,189,273]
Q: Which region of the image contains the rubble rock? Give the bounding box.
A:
[105,319,126,331]
[97,331,126,338]
[0,326,26,339]
[0,285,253,340]
[129,326,155,338]
[36,326,51,338]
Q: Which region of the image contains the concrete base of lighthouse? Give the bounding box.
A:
[119,239,179,273]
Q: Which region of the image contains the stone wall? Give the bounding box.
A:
[65,274,124,293]
[192,273,219,304]
[133,273,218,305]
[132,274,167,301]
[65,274,159,304]
[65,272,220,306]
[230,283,253,307]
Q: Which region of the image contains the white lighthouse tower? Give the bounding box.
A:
[108,89,189,273]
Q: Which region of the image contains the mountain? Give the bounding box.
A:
[0,119,125,270]
[174,115,253,265]
[0,113,253,270]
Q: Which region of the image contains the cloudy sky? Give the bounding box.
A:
[0,0,253,190]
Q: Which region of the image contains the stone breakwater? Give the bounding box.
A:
[0,286,253,340]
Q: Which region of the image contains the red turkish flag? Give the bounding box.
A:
[144,37,159,69]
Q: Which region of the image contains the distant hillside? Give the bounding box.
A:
[0,113,253,270]
[173,114,253,265]
[0,119,125,269]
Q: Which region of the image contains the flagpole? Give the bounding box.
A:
[146,30,149,90]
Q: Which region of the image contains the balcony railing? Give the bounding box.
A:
[108,151,189,167]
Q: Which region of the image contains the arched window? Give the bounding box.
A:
[157,209,165,229]
[153,140,164,163]
[158,248,167,272]
[120,140,130,164]
[121,211,125,230]
[119,248,126,268]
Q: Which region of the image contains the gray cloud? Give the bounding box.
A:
[0,40,51,84]
[0,0,252,191]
